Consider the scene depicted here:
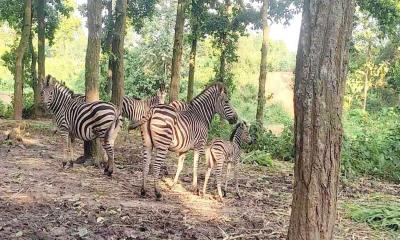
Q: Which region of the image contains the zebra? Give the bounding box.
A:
[169,100,189,112]
[203,121,251,202]
[40,75,122,176]
[122,88,166,130]
[139,83,238,199]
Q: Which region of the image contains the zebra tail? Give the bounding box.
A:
[129,108,153,130]
[105,108,123,141]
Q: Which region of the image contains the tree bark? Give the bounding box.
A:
[110,0,126,109]
[36,0,45,118]
[255,0,269,127]
[104,0,114,96]
[287,0,355,239]
[187,34,197,101]
[29,32,38,119]
[13,0,32,120]
[169,0,188,101]
[84,0,103,165]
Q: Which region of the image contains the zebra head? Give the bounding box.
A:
[214,84,238,124]
[41,75,73,112]
[231,121,252,146]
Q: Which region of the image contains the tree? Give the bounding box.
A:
[110,0,127,109]
[287,0,355,239]
[255,0,269,127]
[84,0,103,164]
[36,0,45,118]
[13,0,32,120]
[187,0,208,101]
[169,0,189,101]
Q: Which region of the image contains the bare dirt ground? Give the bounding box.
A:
[0,120,398,240]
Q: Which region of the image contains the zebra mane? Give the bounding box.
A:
[46,75,75,97]
[230,121,247,141]
[190,82,227,103]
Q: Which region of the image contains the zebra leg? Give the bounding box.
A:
[153,147,168,200]
[60,132,70,168]
[140,122,152,197]
[67,137,75,168]
[202,167,212,197]
[192,150,200,195]
[101,140,114,177]
[234,165,241,199]
[171,153,186,188]
[216,159,224,202]
[141,146,152,196]
[223,162,232,198]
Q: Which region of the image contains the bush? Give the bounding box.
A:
[345,201,400,232]
[342,108,400,182]
[0,100,12,118]
[247,123,294,161]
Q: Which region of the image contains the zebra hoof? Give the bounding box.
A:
[192,187,200,195]
[140,188,146,197]
[155,191,162,200]
[67,161,74,168]
[223,189,227,197]
[62,161,67,168]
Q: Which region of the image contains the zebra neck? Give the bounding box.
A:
[148,96,158,107]
[49,92,72,116]
[232,130,243,148]
[190,93,217,124]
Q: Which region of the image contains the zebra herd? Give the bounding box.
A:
[41,75,251,201]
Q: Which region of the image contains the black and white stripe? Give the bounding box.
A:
[41,75,122,176]
[169,100,189,112]
[139,83,238,199]
[203,122,251,201]
[122,89,166,127]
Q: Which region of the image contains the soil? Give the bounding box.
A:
[0,120,398,240]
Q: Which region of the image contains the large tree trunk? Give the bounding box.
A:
[110,0,126,109]
[187,34,197,101]
[255,0,269,127]
[36,0,45,118]
[169,0,188,101]
[13,0,32,120]
[84,0,103,165]
[287,1,355,239]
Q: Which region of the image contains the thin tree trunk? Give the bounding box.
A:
[110,0,126,109]
[287,0,355,239]
[169,0,188,101]
[187,35,197,101]
[30,32,38,119]
[13,0,32,120]
[36,0,45,118]
[218,34,227,82]
[104,0,114,96]
[255,0,269,127]
[362,69,369,111]
[84,0,103,165]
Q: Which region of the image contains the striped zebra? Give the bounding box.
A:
[139,83,238,199]
[122,89,166,129]
[41,75,122,176]
[203,121,251,201]
[169,100,189,112]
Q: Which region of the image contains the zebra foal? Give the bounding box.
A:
[203,122,251,201]
[139,83,238,199]
[41,75,122,176]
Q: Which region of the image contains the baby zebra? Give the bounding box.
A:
[122,88,166,129]
[203,121,251,201]
[41,75,122,176]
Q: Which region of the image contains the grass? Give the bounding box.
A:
[344,194,400,237]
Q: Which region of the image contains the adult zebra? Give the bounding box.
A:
[169,100,189,112]
[140,83,238,199]
[123,89,166,129]
[41,75,122,176]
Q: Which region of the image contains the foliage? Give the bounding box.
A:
[0,100,12,118]
[243,150,274,167]
[247,123,294,161]
[342,108,400,182]
[345,198,400,232]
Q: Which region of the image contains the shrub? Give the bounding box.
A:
[0,100,12,118]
